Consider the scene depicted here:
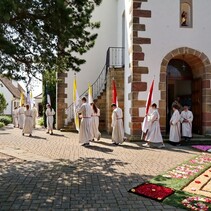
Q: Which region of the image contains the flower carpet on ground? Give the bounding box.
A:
[192,145,211,153]
[129,183,174,201]
[129,153,211,210]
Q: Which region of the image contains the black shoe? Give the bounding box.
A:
[29,134,32,137]
[82,143,90,147]
[112,142,119,146]
[22,133,24,136]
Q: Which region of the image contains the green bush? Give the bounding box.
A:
[0,115,12,125]
[0,122,5,128]
[38,117,44,126]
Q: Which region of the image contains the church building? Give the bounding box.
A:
[57,0,211,140]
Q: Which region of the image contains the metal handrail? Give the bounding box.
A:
[65,47,124,125]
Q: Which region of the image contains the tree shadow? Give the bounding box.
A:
[0,156,179,211]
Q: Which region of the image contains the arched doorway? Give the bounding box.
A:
[166,58,203,134]
[159,47,211,135]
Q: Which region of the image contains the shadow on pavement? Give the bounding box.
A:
[85,145,113,153]
[27,135,47,140]
[0,156,178,211]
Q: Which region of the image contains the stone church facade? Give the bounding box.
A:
[57,0,211,139]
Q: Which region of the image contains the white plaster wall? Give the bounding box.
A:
[0,85,13,115]
[65,0,118,111]
[136,0,211,116]
[116,0,131,135]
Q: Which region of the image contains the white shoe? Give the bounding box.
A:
[142,143,150,147]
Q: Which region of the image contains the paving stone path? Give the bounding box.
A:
[0,126,201,210]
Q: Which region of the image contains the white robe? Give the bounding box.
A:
[12,109,18,127]
[31,107,38,128]
[169,109,181,143]
[111,107,124,144]
[91,108,101,140]
[145,109,163,143]
[23,109,33,134]
[180,110,193,137]
[18,106,25,129]
[77,103,92,144]
[46,108,55,130]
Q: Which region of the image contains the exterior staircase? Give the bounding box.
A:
[61,47,124,132]
[162,134,211,144]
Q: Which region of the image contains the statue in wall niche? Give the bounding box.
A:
[181,11,188,26]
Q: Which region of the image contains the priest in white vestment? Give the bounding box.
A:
[169,104,181,145]
[180,105,193,141]
[18,104,25,129]
[142,103,165,148]
[91,103,101,141]
[77,97,92,146]
[45,104,55,135]
[22,104,33,136]
[111,104,125,145]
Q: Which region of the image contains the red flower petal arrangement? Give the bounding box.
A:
[182,196,211,211]
[129,183,174,201]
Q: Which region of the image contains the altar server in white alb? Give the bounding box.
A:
[22,104,33,137]
[18,104,25,129]
[77,97,92,146]
[45,104,55,135]
[180,105,193,142]
[169,104,181,145]
[111,103,125,145]
[142,103,165,148]
[91,103,101,141]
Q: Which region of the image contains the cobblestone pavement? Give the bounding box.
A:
[0,126,201,211]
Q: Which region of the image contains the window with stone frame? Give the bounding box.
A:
[180,0,192,28]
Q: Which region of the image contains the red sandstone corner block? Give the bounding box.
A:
[132,82,147,91]
[133,37,151,44]
[133,52,145,60]
[133,24,146,31]
[203,80,210,89]
[130,107,139,116]
[133,10,151,18]
[130,122,142,130]
[133,2,141,9]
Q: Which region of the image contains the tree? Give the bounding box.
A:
[0,0,102,83]
[0,93,7,113]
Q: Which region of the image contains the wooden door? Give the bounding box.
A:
[192,78,202,134]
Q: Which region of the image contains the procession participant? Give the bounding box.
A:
[12,107,18,128]
[18,104,25,129]
[77,96,92,146]
[90,103,101,141]
[172,97,183,113]
[180,105,193,142]
[31,104,38,128]
[111,103,125,145]
[169,104,181,146]
[142,103,165,148]
[22,104,33,137]
[45,104,55,135]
